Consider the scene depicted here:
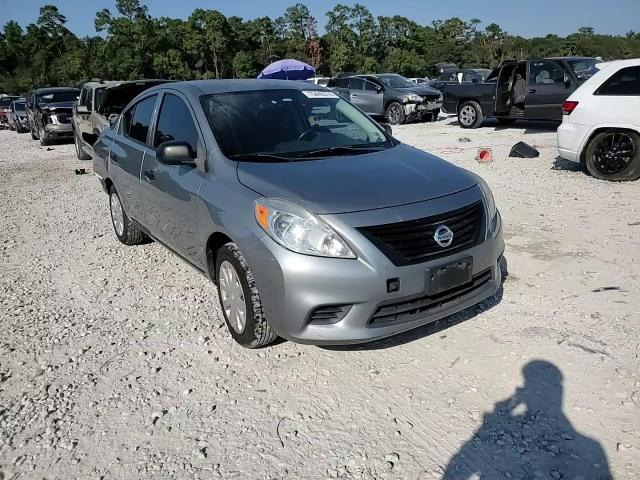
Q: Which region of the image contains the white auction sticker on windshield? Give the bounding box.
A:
[302,90,339,98]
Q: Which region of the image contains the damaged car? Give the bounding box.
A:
[26,87,80,146]
[331,73,443,125]
[0,95,20,129]
[73,79,173,160]
[9,98,28,133]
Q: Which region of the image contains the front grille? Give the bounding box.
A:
[369,268,492,326]
[308,304,352,325]
[358,201,485,266]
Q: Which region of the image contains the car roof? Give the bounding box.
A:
[141,79,326,96]
[32,87,80,93]
[81,79,174,90]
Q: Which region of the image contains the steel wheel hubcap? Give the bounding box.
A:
[460,105,476,126]
[110,193,125,237]
[219,260,246,334]
[593,132,635,176]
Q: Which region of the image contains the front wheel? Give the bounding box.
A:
[385,102,406,125]
[108,186,147,245]
[216,243,278,348]
[584,130,640,182]
[458,101,483,129]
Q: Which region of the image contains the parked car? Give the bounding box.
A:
[429,69,488,92]
[330,73,443,124]
[558,58,640,182]
[9,98,28,133]
[73,79,172,160]
[0,95,19,129]
[91,80,504,348]
[26,87,80,145]
[444,57,598,128]
[408,77,430,84]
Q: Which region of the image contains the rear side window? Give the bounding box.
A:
[153,94,198,152]
[123,95,157,144]
[596,66,640,96]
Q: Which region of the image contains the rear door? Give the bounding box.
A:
[140,91,203,263]
[347,78,371,113]
[109,93,158,223]
[525,60,570,120]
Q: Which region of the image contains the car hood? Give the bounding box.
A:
[236,144,477,215]
[40,101,75,111]
[395,85,442,96]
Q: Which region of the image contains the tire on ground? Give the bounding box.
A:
[458,100,484,129]
[584,130,640,182]
[385,101,406,125]
[108,186,147,245]
[215,242,278,348]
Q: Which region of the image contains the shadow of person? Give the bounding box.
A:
[443,360,612,479]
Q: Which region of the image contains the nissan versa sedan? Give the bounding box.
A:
[92,80,504,348]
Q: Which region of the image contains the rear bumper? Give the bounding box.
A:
[557,121,588,163]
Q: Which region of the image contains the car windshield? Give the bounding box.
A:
[37,90,79,105]
[13,102,26,110]
[568,59,599,80]
[201,89,394,161]
[377,74,417,89]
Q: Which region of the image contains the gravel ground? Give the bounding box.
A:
[0,118,639,479]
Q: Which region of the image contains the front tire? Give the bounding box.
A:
[216,243,278,348]
[458,101,483,129]
[108,186,147,245]
[584,130,640,182]
[385,102,406,125]
[75,130,91,160]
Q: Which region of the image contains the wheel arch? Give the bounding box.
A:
[205,231,234,282]
[579,125,640,165]
[456,97,480,113]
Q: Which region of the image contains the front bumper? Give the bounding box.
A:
[43,123,73,139]
[404,99,443,117]
[243,188,504,345]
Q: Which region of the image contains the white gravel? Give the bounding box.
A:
[0,119,639,479]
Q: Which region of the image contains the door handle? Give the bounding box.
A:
[528,89,536,94]
[143,170,155,182]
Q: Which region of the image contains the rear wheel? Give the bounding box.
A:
[385,102,406,125]
[458,101,483,129]
[584,130,640,182]
[215,243,278,348]
[75,130,91,160]
[108,186,147,245]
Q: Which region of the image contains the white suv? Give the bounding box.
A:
[557,58,640,181]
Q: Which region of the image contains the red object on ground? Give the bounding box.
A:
[477,148,493,163]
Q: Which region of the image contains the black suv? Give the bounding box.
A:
[26,87,80,145]
[443,57,598,128]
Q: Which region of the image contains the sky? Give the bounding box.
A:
[1,0,639,38]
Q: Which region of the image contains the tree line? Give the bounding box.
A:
[1,0,639,94]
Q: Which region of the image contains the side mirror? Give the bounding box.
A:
[379,122,392,135]
[77,105,89,114]
[157,141,196,166]
[376,86,384,93]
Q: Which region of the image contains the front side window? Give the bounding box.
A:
[154,94,199,152]
[201,89,392,160]
[348,78,365,90]
[78,88,87,106]
[530,61,564,85]
[123,95,157,144]
[596,66,640,96]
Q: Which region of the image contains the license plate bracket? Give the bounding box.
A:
[427,257,473,296]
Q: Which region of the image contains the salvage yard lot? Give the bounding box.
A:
[1,118,639,478]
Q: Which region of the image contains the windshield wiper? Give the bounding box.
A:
[294,145,388,158]
[228,153,292,163]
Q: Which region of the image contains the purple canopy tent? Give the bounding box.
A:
[257,59,316,80]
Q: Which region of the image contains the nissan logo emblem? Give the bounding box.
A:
[433,225,454,248]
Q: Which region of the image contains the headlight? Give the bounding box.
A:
[468,173,500,238]
[254,198,356,258]
[405,93,423,103]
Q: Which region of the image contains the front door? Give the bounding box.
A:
[140,92,203,265]
[525,60,570,121]
[348,78,382,115]
[493,62,517,114]
[109,94,158,222]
